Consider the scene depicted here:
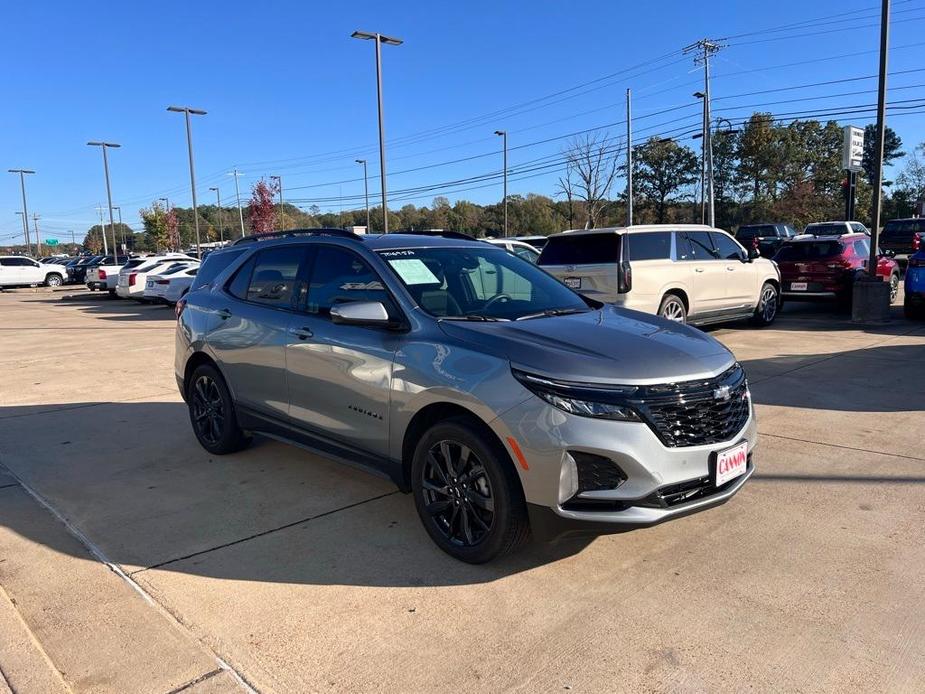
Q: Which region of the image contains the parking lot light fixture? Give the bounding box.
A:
[86,142,121,263]
[167,106,207,258]
[351,30,403,232]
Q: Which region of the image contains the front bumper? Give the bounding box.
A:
[491,393,757,537]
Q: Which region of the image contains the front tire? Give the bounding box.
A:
[411,418,530,563]
[751,282,780,326]
[889,272,900,304]
[45,273,63,288]
[658,293,687,323]
[186,364,250,455]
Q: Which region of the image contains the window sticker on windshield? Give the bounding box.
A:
[388,258,440,285]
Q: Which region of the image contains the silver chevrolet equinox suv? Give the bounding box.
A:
[175,229,756,563]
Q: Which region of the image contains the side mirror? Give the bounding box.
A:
[330,300,392,327]
[747,246,761,261]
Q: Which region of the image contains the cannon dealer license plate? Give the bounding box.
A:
[715,440,748,487]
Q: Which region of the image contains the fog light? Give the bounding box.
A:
[558,452,579,504]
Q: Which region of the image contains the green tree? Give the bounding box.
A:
[736,113,777,204]
[634,137,699,223]
[861,125,904,185]
[139,202,172,251]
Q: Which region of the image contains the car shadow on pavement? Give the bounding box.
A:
[29,292,177,321]
[0,400,593,589]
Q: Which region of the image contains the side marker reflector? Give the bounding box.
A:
[507,437,529,470]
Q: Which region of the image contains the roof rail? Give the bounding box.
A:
[232,228,363,246]
[399,229,478,241]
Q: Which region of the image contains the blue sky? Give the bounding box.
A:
[2,0,924,243]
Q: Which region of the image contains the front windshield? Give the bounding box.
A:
[378,246,593,320]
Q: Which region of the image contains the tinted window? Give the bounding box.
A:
[881,220,925,239]
[226,257,255,300]
[735,225,775,241]
[805,223,849,235]
[306,246,390,317]
[244,247,303,308]
[512,246,539,263]
[684,231,718,260]
[538,234,622,265]
[853,239,871,258]
[775,241,844,261]
[711,232,745,260]
[192,249,245,290]
[628,232,671,260]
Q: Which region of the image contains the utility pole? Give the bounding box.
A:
[625,89,633,227]
[229,169,245,237]
[868,0,891,279]
[112,206,125,250]
[356,159,370,231]
[270,175,283,229]
[684,39,722,228]
[209,187,224,242]
[494,130,508,237]
[32,214,41,257]
[167,106,207,258]
[8,169,35,256]
[351,31,403,232]
[87,141,121,261]
[694,91,707,224]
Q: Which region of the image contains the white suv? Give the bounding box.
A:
[0,256,67,288]
[538,225,781,326]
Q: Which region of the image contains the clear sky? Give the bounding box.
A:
[2,0,924,243]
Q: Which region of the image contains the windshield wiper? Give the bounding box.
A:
[516,307,591,321]
[442,314,507,322]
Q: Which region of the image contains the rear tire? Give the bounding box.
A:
[657,293,687,324]
[186,363,250,455]
[411,417,530,563]
[889,272,900,304]
[751,282,779,326]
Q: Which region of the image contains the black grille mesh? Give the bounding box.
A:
[572,452,627,493]
[636,364,750,448]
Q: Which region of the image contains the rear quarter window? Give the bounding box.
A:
[627,232,671,260]
[538,234,622,265]
[191,249,246,291]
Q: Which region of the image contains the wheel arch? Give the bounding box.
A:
[661,286,689,312]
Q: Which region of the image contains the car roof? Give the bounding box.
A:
[805,221,851,226]
[546,224,722,238]
[206,230,490,256]
[784,233,863,243]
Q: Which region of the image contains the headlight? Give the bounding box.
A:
[512,369,642,422]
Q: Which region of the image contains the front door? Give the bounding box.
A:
[710,231,755,308]
[206,245,310,421]
[678,231,731,316]
[285,244,398,459]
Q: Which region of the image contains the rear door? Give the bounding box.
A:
[537,233,622,302]
[206,245,310,421]
[285,244,397,458]
[679,231,730,315]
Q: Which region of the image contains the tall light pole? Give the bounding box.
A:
[209,186,224,242]
[14,212,27,251]
[494,130,508,237]
[351,30,403,233]
[685,39,722,228]
[356,159,370,231]
[229,169,246,237]
[270,175,283,229]
[8,169,35,256]
[167,105,207,258]
[868,0,891,279]
[87,141,120,261]
[626,89,633,227]
[112,205,125,251]
[694,92,707,224]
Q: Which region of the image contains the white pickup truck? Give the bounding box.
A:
[86,255,133,295]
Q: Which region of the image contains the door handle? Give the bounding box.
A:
[216,308,232,320]
[288,326,313,340]
[726,266,736,271]
[694,267,705,273]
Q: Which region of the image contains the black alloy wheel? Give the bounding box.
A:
[187,364,250,455]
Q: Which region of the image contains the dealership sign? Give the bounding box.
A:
[842,125,864,172]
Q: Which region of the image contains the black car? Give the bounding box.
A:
[734,223,798,258]
[879,218,925,268]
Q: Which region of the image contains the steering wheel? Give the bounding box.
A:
[482,293,513,311]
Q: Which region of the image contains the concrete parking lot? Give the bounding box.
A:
[1,288,923,693]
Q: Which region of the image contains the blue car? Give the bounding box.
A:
[905,248,925,319]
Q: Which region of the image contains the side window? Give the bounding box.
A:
[710,232,745,261]
[306,246,389,317]
[686,231,719,260]
[513,246,539,264]
[227,257,255,300]
[853,239,870,258]
[0,259,13,267]
[225,247,303,308]
[628,232,671,261]
[676,233,694,260]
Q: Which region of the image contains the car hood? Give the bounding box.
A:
[438,304,735,384]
